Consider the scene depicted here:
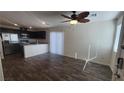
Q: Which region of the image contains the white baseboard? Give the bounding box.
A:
[91,60,109,66]
[64,54,109,66]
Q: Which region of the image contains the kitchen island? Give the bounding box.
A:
[23,44,48,58]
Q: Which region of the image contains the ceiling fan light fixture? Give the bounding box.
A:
[70,20,78,25]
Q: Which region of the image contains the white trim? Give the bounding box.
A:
[64,54,110,66]
[0,58,4,81]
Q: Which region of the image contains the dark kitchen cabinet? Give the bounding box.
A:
[29,31,46,39]
[3,42,20,55]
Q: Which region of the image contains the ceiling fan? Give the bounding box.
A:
[61,11,90,24]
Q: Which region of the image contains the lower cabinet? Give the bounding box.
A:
[3,43,20,55]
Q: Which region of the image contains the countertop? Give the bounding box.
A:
[23,43,48,46]
[20,43,48,46]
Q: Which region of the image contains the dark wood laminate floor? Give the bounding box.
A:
[2,53,112,81]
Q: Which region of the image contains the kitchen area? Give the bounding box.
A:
[0,27,49,59]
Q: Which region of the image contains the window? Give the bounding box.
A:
[113,24,122,52]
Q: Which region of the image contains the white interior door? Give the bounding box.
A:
[50,32,64,55]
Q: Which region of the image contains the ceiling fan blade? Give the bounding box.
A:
[61,20,72,23]
[78,12,90,19]
[78,19,90,23]
[61,14,72,19]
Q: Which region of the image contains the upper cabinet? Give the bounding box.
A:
[10,34,19,42]
[0,27,47,40]
[2,33,19,42]
[2,33,10,41]
[29,31,46,39]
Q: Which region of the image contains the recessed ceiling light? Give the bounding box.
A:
[42,21,46,25]
[29,26,32,29]
[14,24,18,26]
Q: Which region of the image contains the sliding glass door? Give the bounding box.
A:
[50,32,64,55]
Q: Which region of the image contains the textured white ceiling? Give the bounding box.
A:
[0,11,121,29]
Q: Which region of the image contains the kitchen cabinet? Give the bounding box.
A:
[10,34,19,42]
[2,33,10,41]
[3,43,20,55]
[2,33,19,43]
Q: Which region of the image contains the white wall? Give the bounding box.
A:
[49,20,116,65]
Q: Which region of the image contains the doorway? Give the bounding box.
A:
[50,32,64,55]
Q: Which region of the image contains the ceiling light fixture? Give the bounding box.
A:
[29,26,32,29]
[42,21,46,25]
[14,24,18,26]
[70,20,78,25]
